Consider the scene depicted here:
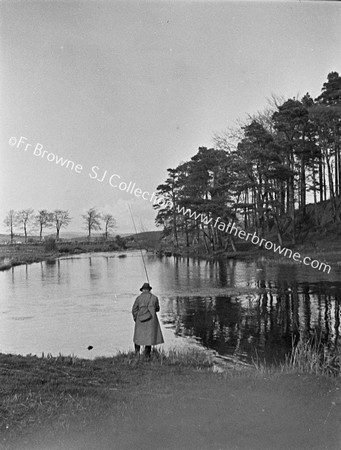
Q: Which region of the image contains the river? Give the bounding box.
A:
[0,251,340,364]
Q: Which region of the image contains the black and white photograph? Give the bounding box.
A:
[0,0,340,449]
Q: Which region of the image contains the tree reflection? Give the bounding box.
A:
[167,282,341,364]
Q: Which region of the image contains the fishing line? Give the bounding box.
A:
[128,204,150,284]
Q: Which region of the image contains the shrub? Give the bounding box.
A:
[115,235,127,249]
[58,247,70,254]
[44,238,57,252]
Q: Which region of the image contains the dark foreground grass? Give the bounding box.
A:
[0,350,212,449]
[1,349,340,450]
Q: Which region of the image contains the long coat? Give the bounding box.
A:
[132,291,164,346]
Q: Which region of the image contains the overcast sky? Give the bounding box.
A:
[1,0,340,235]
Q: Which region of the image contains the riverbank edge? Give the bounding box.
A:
[154,247,341,276]
[156,235,341,270]
[0,251,59,271]
[1,241,340,273]
[0,349,241,446]
[1,350,340,450]
[0,245,127,272]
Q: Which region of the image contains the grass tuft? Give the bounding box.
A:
[280,338,341,376]
[95,348,213,369]
[252,337,341,377]
[158,348,213,369]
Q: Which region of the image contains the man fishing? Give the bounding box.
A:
[132,282,164,357]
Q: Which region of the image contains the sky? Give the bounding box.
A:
[0,0,340,235]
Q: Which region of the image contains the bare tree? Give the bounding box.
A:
[3,210,16,244]
[53,210,71,240]
[102,214,117,239]
[17,209,34,243]
[82,207,102,240]
[35,210,54,241]
[213,119,245,153]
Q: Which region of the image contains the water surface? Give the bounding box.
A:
[0,251,340,363]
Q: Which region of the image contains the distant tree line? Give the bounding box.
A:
[154,71,341,251]
[3,208,117,243]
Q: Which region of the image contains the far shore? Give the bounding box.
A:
[0,239,126,272]
[1,233,341,274]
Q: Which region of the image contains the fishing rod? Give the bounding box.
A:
[127,204,150,284]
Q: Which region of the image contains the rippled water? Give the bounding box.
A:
[0,251,340,363]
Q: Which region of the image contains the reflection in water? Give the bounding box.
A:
[89,257,102,281]
[0,252,340,362]
[163,284,340,364]
[162,259,341,363]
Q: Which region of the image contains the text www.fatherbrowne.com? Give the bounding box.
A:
[176,205,331,274]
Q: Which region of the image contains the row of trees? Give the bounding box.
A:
[3,208,117,243]
[154,71,341,251]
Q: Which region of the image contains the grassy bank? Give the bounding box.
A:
[0,240,126,272]
[0,252,58,271]
[1,349,340,450]
[157,231,341,270]
[1,230,341,273]
[0,350,212,449]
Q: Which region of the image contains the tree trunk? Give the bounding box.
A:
[311,151,318,224]
[319,154,324,202]
[201,226,210,253]
[300,151,306,215]
[172,200,178,247]
[325,148,338,222]
[229,236,237,252]
[184,219,189,247]
[269,192,283,246]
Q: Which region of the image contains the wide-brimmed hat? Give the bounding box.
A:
[140,282,152,291]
